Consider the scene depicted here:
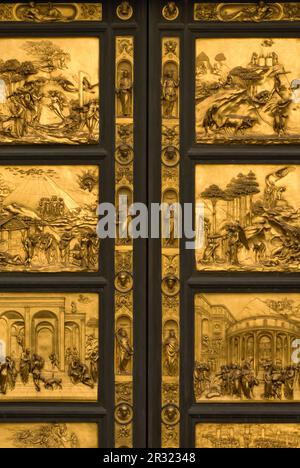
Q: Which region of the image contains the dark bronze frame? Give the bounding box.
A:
[0,0,147,449]
[4,0,300,449]
[149,0,300,449]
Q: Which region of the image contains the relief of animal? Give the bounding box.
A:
[43,377,63,390]
[253,241,267,263]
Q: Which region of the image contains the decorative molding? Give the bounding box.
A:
[194,2,300,22]
[115,36,134,449]
[116,1,133,21]
[0,3,102,22]
[162,1,179,21]
[161,37,180,449]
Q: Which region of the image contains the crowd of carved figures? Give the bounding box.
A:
[194,293,300,403]
[194,361,300,402]
[0,293,99,400]
[0,342,98,396]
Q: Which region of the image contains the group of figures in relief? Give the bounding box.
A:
[196,38,300,144]
[196,423,300,449]
[194,293,300,403]
[0,293,99,400]
[0,337,98,396]
[0,38,99,144]
[196,164,300,272]
[195,360,300,402]
[0,422,98,448]
[0,165,99,272]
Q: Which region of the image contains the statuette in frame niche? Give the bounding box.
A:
[116,49,133,118]
[162,65,179,119]
[0,293,99,401]
[0,37,99,144]
[0,165,99,273]
[196,164,300,272]
[163,324,179,377]
[196,423,300,448]
[115,327,133,375]
[196,37,300,144]
[195,293,300,403]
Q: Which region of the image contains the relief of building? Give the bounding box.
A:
[195,294,300,402]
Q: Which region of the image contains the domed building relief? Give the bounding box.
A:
[195,293,300,402]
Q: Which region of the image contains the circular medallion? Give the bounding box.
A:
[115,403,133,425]
[115,144,134,165]
[161,404,180,426]
[162,2,179,21]
[116,2,133,21]
[162,274,180,297]
[162,145,180,167]
[115,271,133,293]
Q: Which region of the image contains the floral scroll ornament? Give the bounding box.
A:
[0,4,13,20]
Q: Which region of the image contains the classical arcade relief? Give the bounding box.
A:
[196,164,300,272]
[0,38,99,144]
[0,422,98,448]
[0,165,99,273]
[0,293,99,401]
[196,38,300,144]
[195,293,300,403]
[196,423,300,448]
[0,3,102,22]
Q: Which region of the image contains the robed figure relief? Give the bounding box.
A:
[116,69,133,117]
[163,329,179,376]
[115,327,133,375]
[0,38,99,144]
[195,293,300,403]
[196,164,300,272]
[162,69,179,119]
[196,38,300,144]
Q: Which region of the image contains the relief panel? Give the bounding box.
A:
[0,165,99,273]
[0,292,99,402]
[196,38,300,145]
[195,293,300,403]
[0,38,99,144]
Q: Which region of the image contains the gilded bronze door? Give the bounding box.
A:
[2,0,300,450]
[149,0,300,450]
[0,0,146,449]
